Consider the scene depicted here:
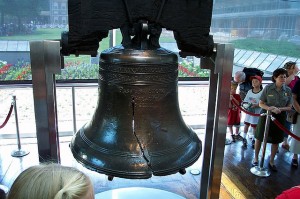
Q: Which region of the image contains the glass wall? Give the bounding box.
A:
[0,0,299,79]
[212,0,300,75]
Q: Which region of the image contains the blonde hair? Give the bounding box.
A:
[283,61,296,70]
[7,164,92,199]
[231,80,238,88]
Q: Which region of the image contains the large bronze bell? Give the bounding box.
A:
[70,44,202,179]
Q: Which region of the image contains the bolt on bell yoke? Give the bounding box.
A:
[70,21,202,179]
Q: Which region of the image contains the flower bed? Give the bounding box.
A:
[0,58,209,81]
[178,59,210,77]
[0,60,32,80]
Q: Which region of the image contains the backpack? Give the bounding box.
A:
[242,67,264,82]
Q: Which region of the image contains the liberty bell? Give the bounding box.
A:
[70,22,202,179]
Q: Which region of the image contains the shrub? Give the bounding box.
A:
[56,61,98,80]
[0,58,207,81]
[0,60,31,80]
[178,59,210,77]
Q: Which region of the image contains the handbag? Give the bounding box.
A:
[286,109,298,124]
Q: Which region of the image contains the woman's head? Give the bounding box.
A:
[283,61,299,76]
[272,68,287,83]
[7,164,94,199]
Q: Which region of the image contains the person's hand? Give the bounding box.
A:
[268,106,275,111]
[230,94,233,101]
[251,103,257,108]
[269,106,281,114]
[274,108,281,114]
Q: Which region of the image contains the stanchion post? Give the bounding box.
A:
[259,111,271,169]
[72,87,77,134]
[250,110,271,177]
[11,95,30,157]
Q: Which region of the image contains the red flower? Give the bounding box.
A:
[0,64,12,74]
[178,64,197,77]
[17,75,22,80]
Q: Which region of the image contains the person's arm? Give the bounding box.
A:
[231,94,241,105]
[279,88,293,111]
[259,100,275,111]
[278,105,292,112]
[259,100,282,114]
[293,94,300,113]
[286,68,299,85]
[292,79,300,113]
[286,74,295,86]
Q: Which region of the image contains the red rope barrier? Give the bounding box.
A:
[231,97,300,142]
[231,98,261,117]
[0,104,13,129]
[271,117,300,142]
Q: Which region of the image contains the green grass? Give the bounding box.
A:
[230,38,300,58]
[64,55,91,63]
[0,28,63,41]
[0,28,111,52]
[1,28,299,58]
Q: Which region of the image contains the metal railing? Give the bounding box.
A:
[0,81,210,139]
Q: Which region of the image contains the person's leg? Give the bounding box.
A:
[253,139,261,163]
[243,123,249,139]
[228,126,233,135]
[282,137,289,150]
[292,154,298,168]
[282,120,291,150]
[242,123,250,147]
[270,143,279,166]
[235,126,240,136]
[228,126,235,142]
[251,126,257,148]
[293,154,298,160]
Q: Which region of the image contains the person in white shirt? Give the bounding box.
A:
[242,75,263,148]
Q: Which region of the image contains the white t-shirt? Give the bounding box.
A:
[243,89,263,125]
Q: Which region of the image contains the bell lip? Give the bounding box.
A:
[70,146,153,179]
[70,131,202,179]
[71,144,201,179]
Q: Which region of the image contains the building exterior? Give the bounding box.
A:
[211,0,300,40]
[50,0,68,25]
[211,0,300,76]
[46,0,300,40]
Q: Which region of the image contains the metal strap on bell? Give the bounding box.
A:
[70,22,202,179]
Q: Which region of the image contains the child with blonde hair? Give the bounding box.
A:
[228,81,242,142]
[7,164,94,199]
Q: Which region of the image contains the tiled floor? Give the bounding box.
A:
[0,131,205,199]
[1,85,300,198]
[2,128,300,199]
